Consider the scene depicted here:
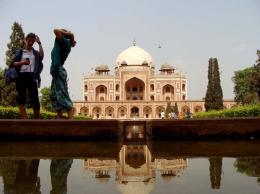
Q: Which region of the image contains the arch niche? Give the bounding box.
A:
[118,106,127,118]
[95,85,107,101]
[80,107,89,116]
[125,77,145,101]
[105,106,114,118]
[143,106,152,118]
[156,106,165,119]
[93,107,101,119]
[130,106,139,118]
[194,105,202,112]
[162,84,174,101]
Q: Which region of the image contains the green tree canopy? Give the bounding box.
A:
[205,58,223,111]
[232,50,260,105]
[165,101,173,119]
[6,22,25,67]
[173,102,179,116]
[233,67,257,104]
[40,87,53,112]
[0,68,17,106]
[0,22,25,107]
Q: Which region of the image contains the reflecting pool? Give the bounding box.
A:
[0,141,259,194]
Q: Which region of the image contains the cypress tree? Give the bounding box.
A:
[6,22,25,67]
[173,102,179,116]
[212,58,223,110]
[205,58,223,111]
[0,22,25,106]
[165,101,172,119]
[205,58,214,111]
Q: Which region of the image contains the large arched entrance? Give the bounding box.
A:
[125,77,145,100]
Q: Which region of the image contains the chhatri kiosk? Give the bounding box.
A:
[73,43,235,119]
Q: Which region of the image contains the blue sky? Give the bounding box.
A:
[1,0,259,100]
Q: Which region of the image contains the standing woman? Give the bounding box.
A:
[50,29,76,119]
[12,33,44,119]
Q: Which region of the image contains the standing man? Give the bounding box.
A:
[12,33,44,119]
[161,111,165,119]
[50,29,76,119]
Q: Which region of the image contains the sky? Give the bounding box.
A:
[0,0,260,100]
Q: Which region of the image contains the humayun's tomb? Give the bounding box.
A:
[73,43,235,119]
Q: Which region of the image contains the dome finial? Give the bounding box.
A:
[133,38,136,46]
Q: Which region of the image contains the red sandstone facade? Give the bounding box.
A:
[73,44,235,119]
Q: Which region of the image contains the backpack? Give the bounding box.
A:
[5,49,23,84]
[4,67,18,84]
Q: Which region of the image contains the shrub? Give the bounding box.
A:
[0,106,92,120]
[194,104,260,118]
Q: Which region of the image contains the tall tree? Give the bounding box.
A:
[6,22,25,67]
[249,50,260,102]
[233,67,257,104]
[0,22,25,106]
[173,102,179,116]
[165,101,173,119]
[40,87,53,112]
[205,58,223,111]
[205,58,214,111]
[233,50,260,104]
[213,58,224,109]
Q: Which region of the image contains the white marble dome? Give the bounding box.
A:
[117,181,154,194]
[116,45,154,68]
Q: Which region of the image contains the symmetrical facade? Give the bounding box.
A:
[84,144,187,194]
[73,44,235,119]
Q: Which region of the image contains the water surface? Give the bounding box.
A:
[0,141,259,194]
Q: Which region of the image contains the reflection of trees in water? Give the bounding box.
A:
[209,157,222,189]
[0,159,40,194]
[50,159,73,194]
[234,158,260,186]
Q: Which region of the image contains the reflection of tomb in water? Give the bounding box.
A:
[84,159,117,182]
[125,124,145,140]
[155,158,188,182]
[84,144,188,194]
[117,145,154,182]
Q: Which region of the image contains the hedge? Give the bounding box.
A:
[0,106,92,120]
[194,103,260,118]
